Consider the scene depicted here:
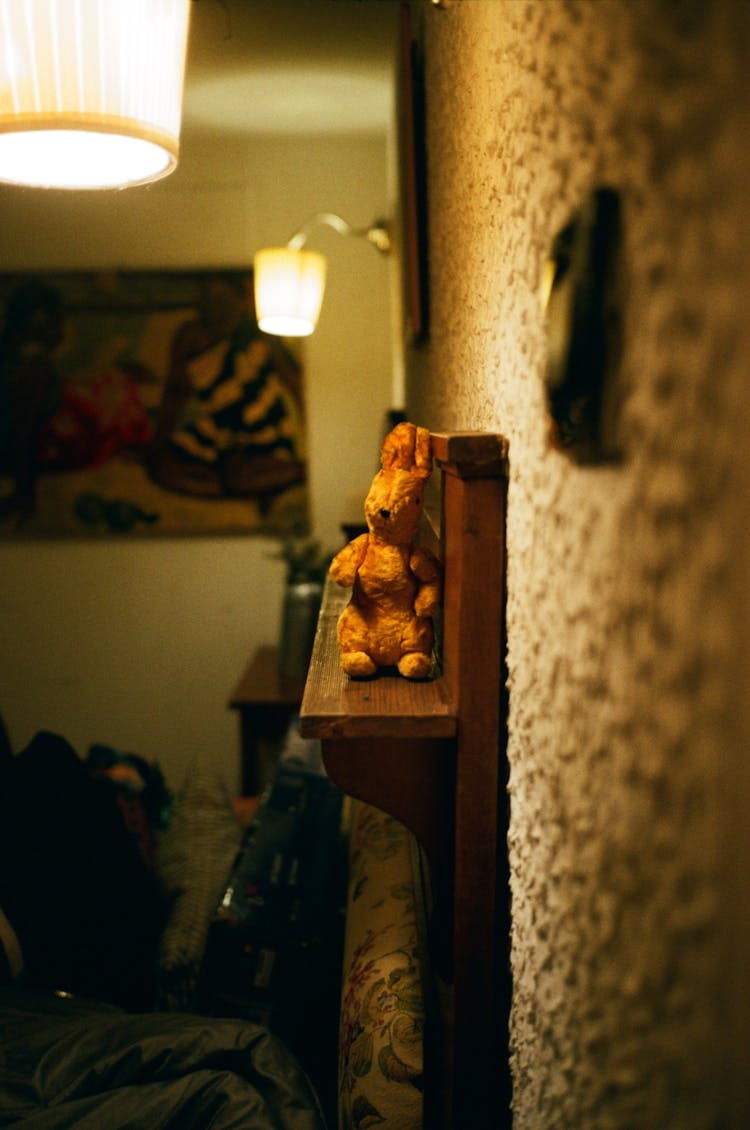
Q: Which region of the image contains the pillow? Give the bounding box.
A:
[154,761,242,1010]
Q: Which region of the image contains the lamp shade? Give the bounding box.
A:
[0,0,191,190]
[254,246,327,337]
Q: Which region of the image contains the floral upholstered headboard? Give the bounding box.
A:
[338,801,425,1130]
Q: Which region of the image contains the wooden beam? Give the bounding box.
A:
[432,431,510,1128]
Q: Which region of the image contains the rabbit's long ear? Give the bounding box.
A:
[381,421,415,469]
[380,421,433,476]
[413,426,433,476]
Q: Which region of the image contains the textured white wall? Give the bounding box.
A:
[408,1,750,1125]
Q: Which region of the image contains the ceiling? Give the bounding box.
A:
[182,0,400,136]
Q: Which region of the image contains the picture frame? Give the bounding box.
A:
[0,269,310,538]
[399,2,429,344]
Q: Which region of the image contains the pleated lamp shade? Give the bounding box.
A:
[254,247,328,337]
[0,0,191,190]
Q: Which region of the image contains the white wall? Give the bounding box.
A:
[0,536,285,788]
[0,127,396,791]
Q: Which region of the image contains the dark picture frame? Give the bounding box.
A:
[399,2,429,344]
[0,269,309,538]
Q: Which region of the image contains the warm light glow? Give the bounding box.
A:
[0,0,191,189]
[254,247,327,337]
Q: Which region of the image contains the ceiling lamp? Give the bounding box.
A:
[254,212,391,338]
[0,0,191,190]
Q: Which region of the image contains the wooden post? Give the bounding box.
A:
[431,432,510,1129]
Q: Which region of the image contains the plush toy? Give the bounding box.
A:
[330,421,441,678]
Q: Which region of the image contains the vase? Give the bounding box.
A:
[278,579,323,681]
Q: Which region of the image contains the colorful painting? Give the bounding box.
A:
[0,270,309,537]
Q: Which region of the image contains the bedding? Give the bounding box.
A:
[0,987,326,1129]
[0,729,331,1127]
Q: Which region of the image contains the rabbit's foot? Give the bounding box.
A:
[341,650,378,678]
[398,652,432,679]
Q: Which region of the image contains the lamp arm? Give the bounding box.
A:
[287,212,391,254]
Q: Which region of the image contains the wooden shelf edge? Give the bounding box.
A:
[431,430,509,479]
[302,711,455,740]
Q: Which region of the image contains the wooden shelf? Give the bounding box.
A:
[299,581,456,741]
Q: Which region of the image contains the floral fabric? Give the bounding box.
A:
[339,801,424,1130]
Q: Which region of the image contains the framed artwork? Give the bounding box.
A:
[399,1,429,344]
[0,269,310,538]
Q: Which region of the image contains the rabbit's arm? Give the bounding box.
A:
[411,546,441,617]
[329,533,369,587]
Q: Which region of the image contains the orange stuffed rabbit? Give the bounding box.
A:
[330,421,441,678]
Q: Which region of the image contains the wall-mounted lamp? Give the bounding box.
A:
[0,0,191,190]
[254,212,391,337]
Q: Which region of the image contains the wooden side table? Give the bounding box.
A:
[228,645,306,794]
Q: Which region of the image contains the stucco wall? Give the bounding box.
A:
[407,1,750,1126]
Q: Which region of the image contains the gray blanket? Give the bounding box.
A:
[0,989,326,1129]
